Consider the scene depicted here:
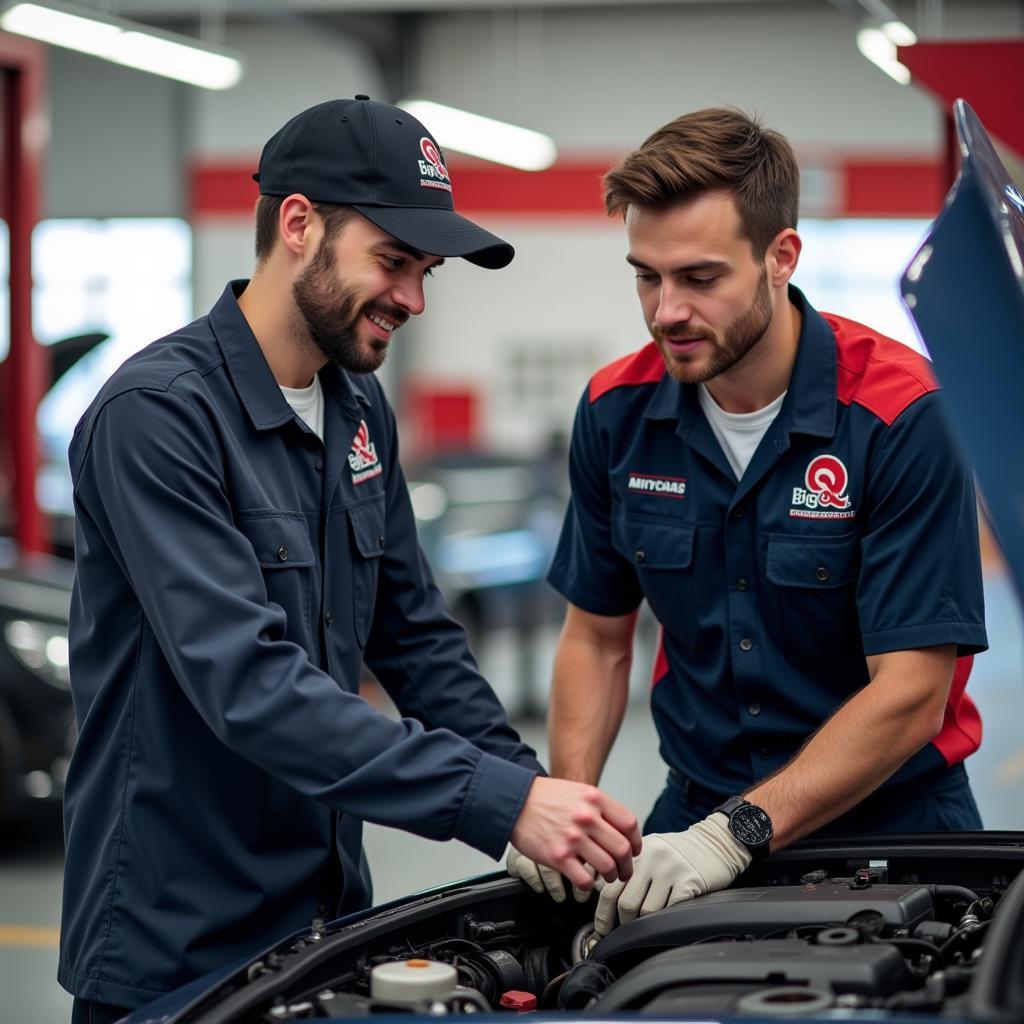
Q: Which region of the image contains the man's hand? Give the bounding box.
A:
[510,777,641,893]
[506,847,594,902]
[594,813,750,935]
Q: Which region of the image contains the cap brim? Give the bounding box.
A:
[353,204,514,269]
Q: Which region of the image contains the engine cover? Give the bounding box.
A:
[593,938,913,1012]
[592,883,934,966]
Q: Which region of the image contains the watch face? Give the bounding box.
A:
[731,803,773,846]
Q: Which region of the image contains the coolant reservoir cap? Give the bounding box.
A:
[371,958,458,1002]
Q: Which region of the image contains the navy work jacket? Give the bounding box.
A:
[549,288,988,803]
[59,282,541,1009]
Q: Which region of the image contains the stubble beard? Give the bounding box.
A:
[292,239,391,375]
[655,268,774,385]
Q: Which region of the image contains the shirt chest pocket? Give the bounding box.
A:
[347,495,386,647]
[765,532,862,667]
[237,511,316,650]
[612,511,698,649]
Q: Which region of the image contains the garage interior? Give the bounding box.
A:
[0,1,1023,1021]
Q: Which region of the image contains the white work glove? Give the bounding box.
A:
[594,813,752,935]
[506,846,595,903]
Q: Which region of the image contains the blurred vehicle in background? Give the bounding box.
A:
[0,540,75,829]
[407,447,567,654]
[0,333,105,829]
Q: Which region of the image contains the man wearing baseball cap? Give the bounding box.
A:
[59,96,640,1024]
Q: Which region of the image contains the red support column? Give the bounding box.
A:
[0,32,47,554]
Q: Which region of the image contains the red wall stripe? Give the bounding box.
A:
[191,156,945,220]
[842,158,945,217]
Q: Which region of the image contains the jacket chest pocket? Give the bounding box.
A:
[237,511,315,650]
[765,532,862,667]
[347,496,386,647]
[612,510,698,649]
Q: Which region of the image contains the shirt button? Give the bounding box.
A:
[748,703,761,716]
[739,637,753,652]
[325,611,334,627]
[815,565,830,582]
[315,459,324,472]
[737,577,749,591]
[378,535,386,549]
[277,546,289,562]
[635,550,646,564]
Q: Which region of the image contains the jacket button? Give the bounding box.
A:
[733,506,745,519]
[748,703,761,716]
[277,546,289,562]
[378,535,385,549]
[815,566,830,582]
[635,550,646,564]
[315,459,324,472]
[737,577,749,591]
[759,746,772,759]
[325,611,334,627]
[739,637,753,652]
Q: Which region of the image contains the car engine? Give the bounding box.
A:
[176,840,1024,1023]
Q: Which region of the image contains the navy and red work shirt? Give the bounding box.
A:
[549,287,988,802]
[60,281,542,1010]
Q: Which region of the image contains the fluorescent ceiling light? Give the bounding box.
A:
[398,99,557,172]
[856,20,916,85]
[0,1,243,90]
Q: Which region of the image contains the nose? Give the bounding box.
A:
[392,275,426,317]
[653,282,692,330]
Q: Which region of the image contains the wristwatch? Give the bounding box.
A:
[712,796,774,862]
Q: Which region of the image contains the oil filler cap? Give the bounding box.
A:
[499,990,538,1012]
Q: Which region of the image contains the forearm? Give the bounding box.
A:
[549,611,636,783]
[747,648,954,848]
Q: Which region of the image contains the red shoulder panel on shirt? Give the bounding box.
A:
[826,312,939,426]
[589,341,665,404]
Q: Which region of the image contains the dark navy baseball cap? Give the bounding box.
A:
[253,95,514,269]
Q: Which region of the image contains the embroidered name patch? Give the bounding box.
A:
[628,473,687,498]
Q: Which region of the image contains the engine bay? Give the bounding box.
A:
[176,838,1024,1023]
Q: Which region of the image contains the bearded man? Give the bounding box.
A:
[507,107,988,936]
[60,96,641,1024]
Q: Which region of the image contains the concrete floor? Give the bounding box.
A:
[3,569,1023,1024]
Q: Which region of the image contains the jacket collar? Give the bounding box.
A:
[209,280,369,432]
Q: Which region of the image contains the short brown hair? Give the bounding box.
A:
[603,107,799,258]
[254,196,357,263]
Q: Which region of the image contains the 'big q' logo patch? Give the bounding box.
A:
[418,137,452,193]
[790,455,856,519]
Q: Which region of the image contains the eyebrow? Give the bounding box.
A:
[625,255,731,274]
[377,240,445,269]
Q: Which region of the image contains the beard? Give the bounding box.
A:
[292,239,404,374]
[653,267,774,384]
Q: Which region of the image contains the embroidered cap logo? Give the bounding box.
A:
[419,137,449,181]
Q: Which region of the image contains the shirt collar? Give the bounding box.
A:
[643,285,837,440]
[209,280,369,432]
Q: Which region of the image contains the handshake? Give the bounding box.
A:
[508,777,753,935]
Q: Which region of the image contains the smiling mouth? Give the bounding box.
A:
[365,311,398,335]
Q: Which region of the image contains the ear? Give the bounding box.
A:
[766,228,801,287]
[278,194,320,259]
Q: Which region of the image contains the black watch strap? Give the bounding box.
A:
[712,796,774,862]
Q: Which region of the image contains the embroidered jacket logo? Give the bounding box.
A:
[628,473,687,499]
[790,454,855,519]
[418,137,452,194]
[348,421,383,484]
